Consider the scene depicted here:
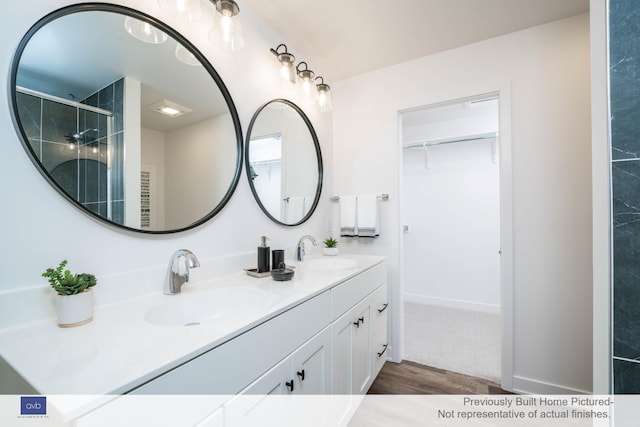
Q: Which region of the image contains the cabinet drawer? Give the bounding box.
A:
[371,283,388,336]
[129,291,330,395]
[331,261,386,321]
[372,335,388,377]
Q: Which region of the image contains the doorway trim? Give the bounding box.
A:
[394,85,514,391]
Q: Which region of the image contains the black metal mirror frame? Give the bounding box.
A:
[9,2,244,234]
[244,99,323,226]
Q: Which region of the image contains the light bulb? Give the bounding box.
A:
[157,0,203,22]
[209,0,243,50]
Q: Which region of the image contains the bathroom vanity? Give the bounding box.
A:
[0,254,387,425]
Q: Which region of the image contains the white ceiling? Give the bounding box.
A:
[245,0,590,82]
[17,10,228,132]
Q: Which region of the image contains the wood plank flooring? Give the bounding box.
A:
[368,360,511,394]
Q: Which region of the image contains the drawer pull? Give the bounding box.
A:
[353,317,365,327]
[286,380,294,392]
[377,344,388,358]
[297,370,305,381]
[377,303,389,313]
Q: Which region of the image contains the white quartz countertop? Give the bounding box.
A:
[0,254,385,420]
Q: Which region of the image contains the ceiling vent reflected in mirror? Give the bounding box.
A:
[149,99,192,117]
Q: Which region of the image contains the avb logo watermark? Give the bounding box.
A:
[20,396,47,415]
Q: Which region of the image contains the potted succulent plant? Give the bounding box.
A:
[42,260,97,328]
[322,237,339,256]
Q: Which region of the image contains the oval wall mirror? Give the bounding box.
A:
[245,99,322,226]
[10,4,243,233]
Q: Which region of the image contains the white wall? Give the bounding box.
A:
[123,77,141,228]
[0,1,331,317]
[332,14,592,394]
[164,114,236,229]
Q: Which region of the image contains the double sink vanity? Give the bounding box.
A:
[2,3,390,425]
[0,254,388,425]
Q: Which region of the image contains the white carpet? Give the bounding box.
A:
[403,302,501,383]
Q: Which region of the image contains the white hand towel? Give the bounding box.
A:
[340,195,357,236]
[357,195,379,237]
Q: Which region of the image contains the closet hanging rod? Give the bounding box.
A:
[330,194,389,202]
[403,131,497,149]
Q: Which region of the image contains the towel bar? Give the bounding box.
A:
[330,194,389,202]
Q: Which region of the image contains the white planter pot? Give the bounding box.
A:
[57,289,94,328]
[322,247,339,256]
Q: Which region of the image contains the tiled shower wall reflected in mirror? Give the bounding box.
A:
[16,78,124,224]
[610,0,640,393]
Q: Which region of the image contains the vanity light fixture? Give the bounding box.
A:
[315,76,332,112]
[149,99,192,117]
[124,17,169,44]
[209,0,244,50]
[157,0,203,23]
[175,43,201,66]
[270,44,297,84]
[296,62,315,96]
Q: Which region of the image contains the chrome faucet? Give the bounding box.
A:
[296,235,318,261]
[164,249,200,295]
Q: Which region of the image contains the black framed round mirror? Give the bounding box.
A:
[245,99,323,226]
[10,3,243,233]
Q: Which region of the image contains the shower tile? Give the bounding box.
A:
[83,201,108,219]
[84,92,99,108]
[42,99,76,145]
[79,158,107,204]
[49,157,79,201]
[114,78,124,133]
[98,84,114,112]
[41,140,77,174]
[111,201,125,225]
[610,0,640,160]
[16,92,42,141]
[612,160,640,360]
[82,110,100,140]
[614,358,640,394]
[111,132,125,201]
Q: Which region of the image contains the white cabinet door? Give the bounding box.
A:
[224,356,293,426]
[291,326,331,394]
[332,308,355,394]
[352,302,372,394]
[331,297,372,395]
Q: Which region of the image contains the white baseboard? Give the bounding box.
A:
[512,375,591,395]
[403,293,500,314]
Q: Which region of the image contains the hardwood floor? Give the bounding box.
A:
[368,360,511,394]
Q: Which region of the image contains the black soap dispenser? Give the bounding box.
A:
[257,236,270,273]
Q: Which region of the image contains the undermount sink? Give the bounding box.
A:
[302,257,358,271]
[144,287,269,327]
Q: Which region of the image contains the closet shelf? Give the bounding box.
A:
[403,132,497,149]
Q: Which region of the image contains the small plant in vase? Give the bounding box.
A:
[322,237,339,256]
[42,260,97,327]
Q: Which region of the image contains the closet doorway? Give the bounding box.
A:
[399,94,503,384]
